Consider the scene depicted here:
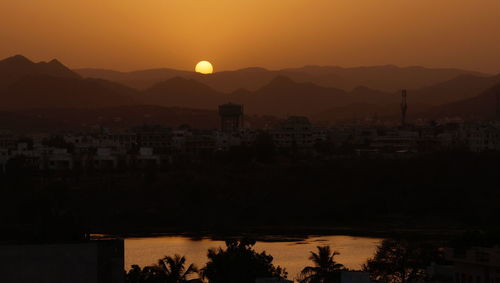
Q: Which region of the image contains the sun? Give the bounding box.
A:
[195,61,214,74]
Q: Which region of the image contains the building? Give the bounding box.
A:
[462,122,500,152]
[0,239,124,283]
[219,103,244,132]
[445,246,500,283]
[134,147,161,168]
[271,116,317,148]
[43,148,74,171]
[92,147,119,170]
[132,125,172,154]
[370,130,419,153]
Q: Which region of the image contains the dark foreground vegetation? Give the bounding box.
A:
[124,240,350,283]
[1,150,499,240]
[124,231,500,283]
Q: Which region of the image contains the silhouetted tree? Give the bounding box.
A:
[201,239,287,283]
[126,265,146,283]
[298,246,345,283]
[363,239,432,283]
[125,255,198,283]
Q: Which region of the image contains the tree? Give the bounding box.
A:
[125,255,199,283]
[298,246,345,283]
[201,239,287,283]
[363,239,433,283]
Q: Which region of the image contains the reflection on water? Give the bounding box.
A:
[125,235,382,279]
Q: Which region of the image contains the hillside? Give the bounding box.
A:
[76,64,486,93]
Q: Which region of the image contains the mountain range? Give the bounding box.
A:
[76,64,487,93]
[1,54,500,129]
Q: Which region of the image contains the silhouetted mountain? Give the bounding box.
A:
[229,76,398,117]
[3,55,497,119]
[410,74,500,106]
[76,68,193,90]
[229,76,347,116]
[0,55,143,110]
[0,75,140,110]
[76,64,486,93]
[0,55,80,87]
[0,105,280,133]
[143,77,226,109]
[193,67,279,93]
[281,65,487,92]
[419,82,500,120]
[349,86,396,105]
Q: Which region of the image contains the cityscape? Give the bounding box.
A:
[1,1,500,283]
[2,96,500,174]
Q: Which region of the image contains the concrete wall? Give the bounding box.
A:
[0,240,123,283]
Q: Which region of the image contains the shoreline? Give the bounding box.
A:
[93,225,468,242]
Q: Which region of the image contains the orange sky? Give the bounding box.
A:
[1,0,499,73]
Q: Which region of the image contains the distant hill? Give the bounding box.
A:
[143,77,227,109]
[227,76,406,117]
[76,64,487,93]
[409,74,500,106]
[311,73,500,122]
[0,55,80,88]
[75,67,193,90]
[418,82,500,120]
[0,76,140,110]
[281,65,487,92]
[230,76,350,116]
[2,55,499,122]
[0,55,141,110]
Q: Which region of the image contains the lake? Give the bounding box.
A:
[125,235,382,280]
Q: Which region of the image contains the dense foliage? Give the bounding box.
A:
[125,255,199,283]
[1,151,500,240]
[201,239,287,283]
[363,239,438,283]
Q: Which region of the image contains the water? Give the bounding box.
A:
[125,235,382,280]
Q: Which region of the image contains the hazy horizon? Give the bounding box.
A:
[2,0,500,73]
[2,54,495,75]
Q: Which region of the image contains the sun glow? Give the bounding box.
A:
[195,61,214,74]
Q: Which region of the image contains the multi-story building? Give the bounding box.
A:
[445,246,500,283]
[370,130,419,153]
[132,125,172,154]
[219,103,244,132]
[462,122,500,152]
[271,116,326,149]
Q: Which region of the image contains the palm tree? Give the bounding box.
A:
[154,254,199,283]
[299,246,345,283]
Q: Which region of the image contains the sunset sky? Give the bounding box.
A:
[1,0,499,73]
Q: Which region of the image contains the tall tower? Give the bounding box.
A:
[218,103,244,132]
[401,89,408,127]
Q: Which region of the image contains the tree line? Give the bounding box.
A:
[125,238,442,283]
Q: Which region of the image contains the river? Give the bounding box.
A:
[125,235,382,280]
